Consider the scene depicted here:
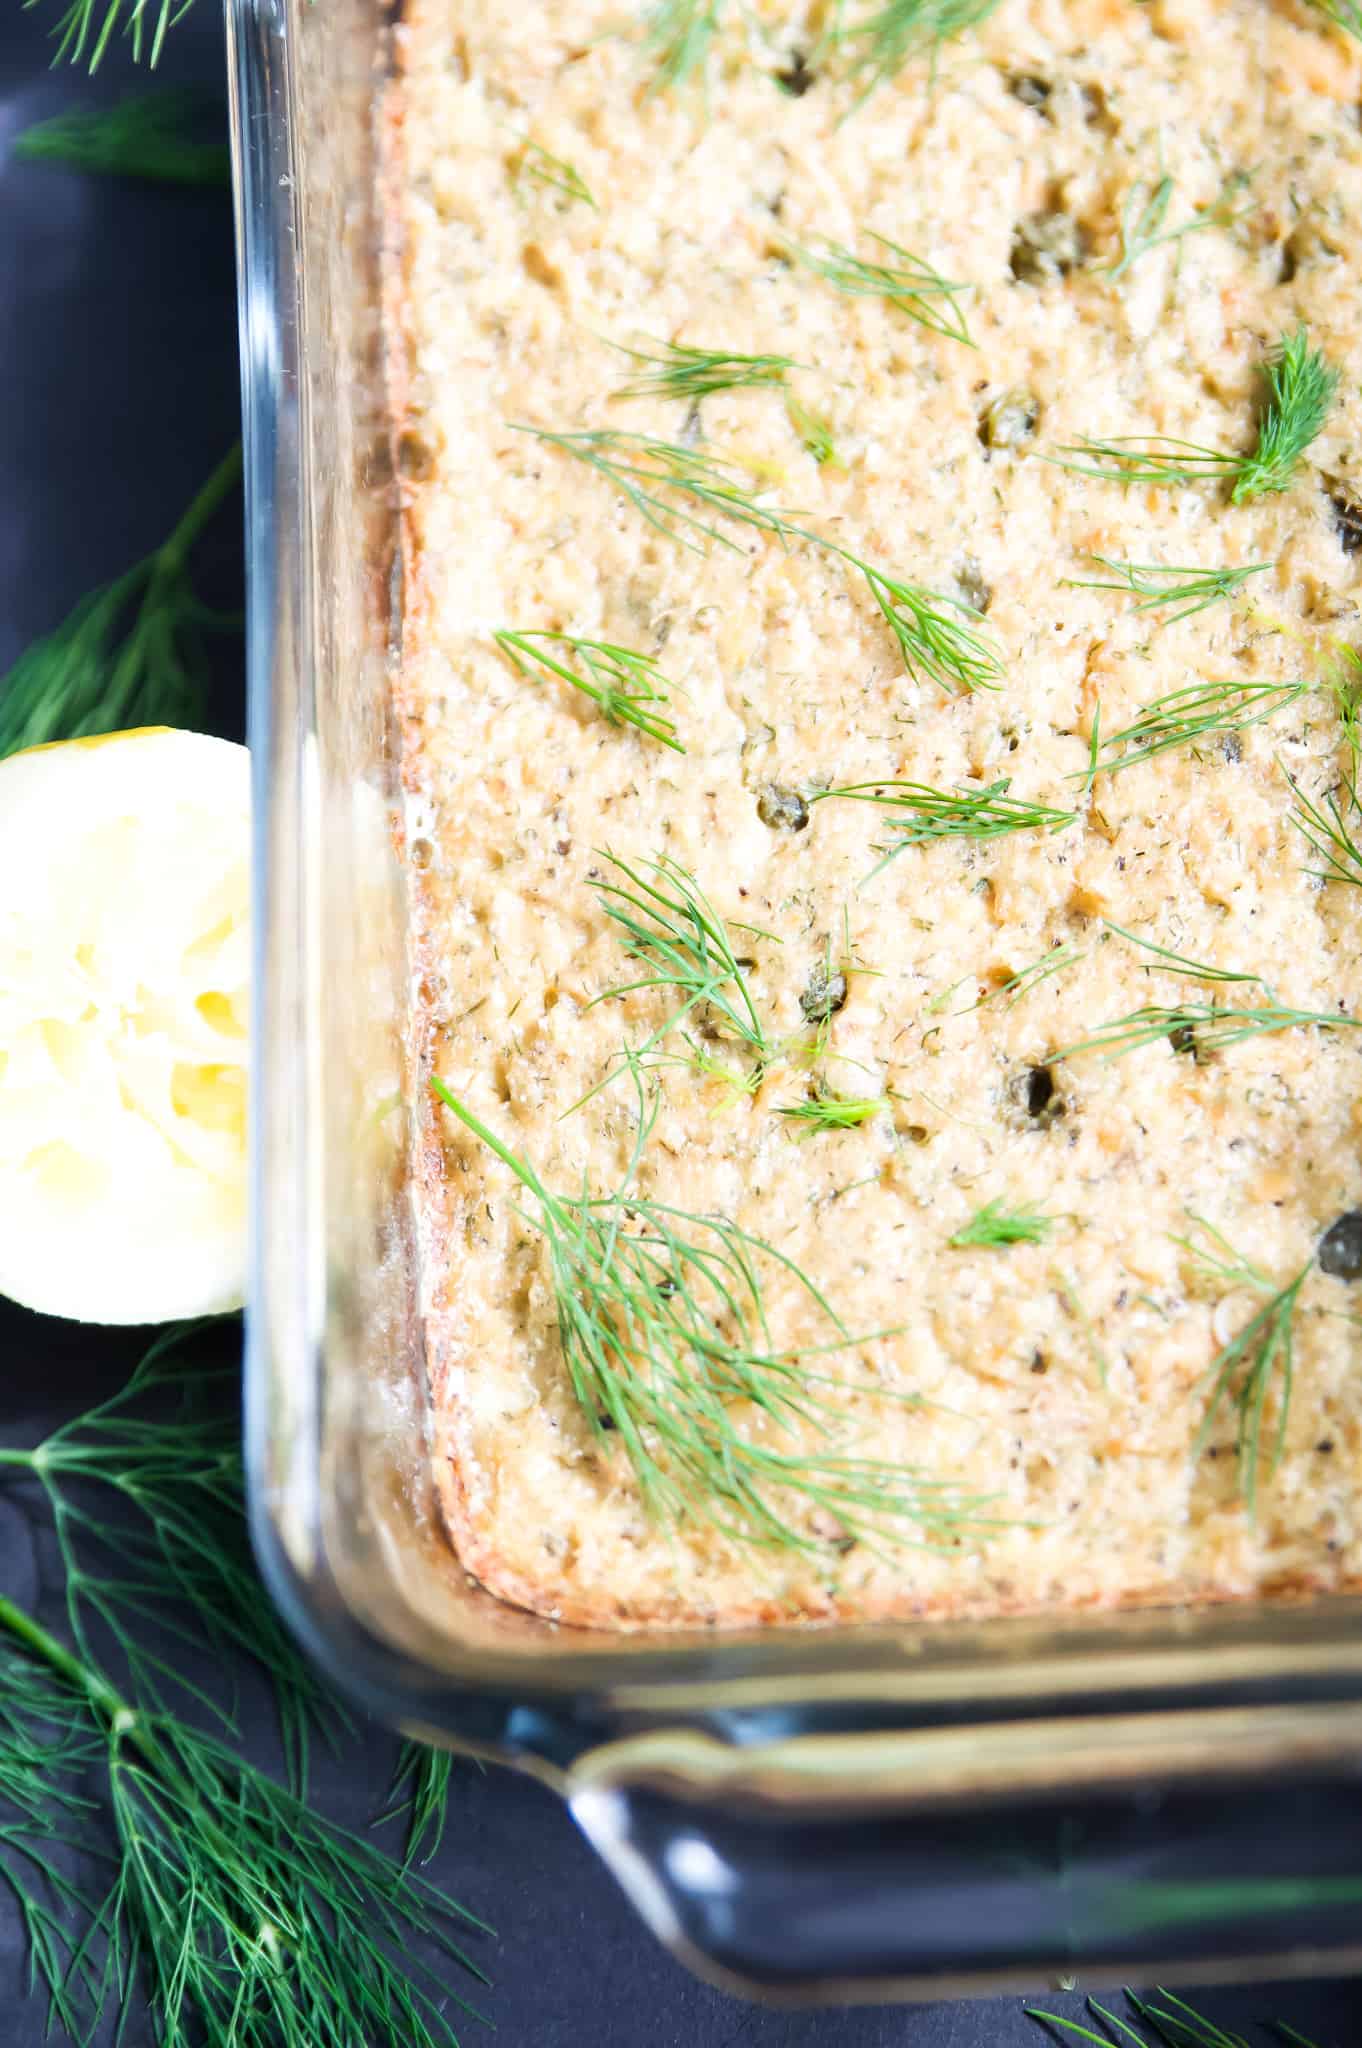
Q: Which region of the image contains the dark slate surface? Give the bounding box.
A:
[0,7,1356,2041]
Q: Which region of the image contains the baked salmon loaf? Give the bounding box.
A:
[388,0,1362,1629]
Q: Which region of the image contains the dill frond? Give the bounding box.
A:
[0,1600,488,2048]
[830,0,1004,95]
[776,1091,887,1135]
[0,446,240,760]
[815,776,1076,872]
[1311,0,1362,38]
[515,136,596,209]
[13,89,229,182]
[1083,677,1308,778]
[494,628,682,750]
[589,848,774,1060]
[786,393,840,465]
[1105,170,1253,280]
[642,0,723,91]
[1057,1000,1359,1062]
[1027,1988,1261,2047]
[1058,329,1335,501]
[1105,921,1261,985]
[1233,327,1339,502]
[826,549,1004,692]
[1287,769,1362,887]
[433,1080,1000,1554]
[611,338,795,403]
[388,1742,456,1866]
[949,1200,1051,1248]
[1062,554,1269,625]
[993,945,1086,1006]
[513,423,799,554]
[785,230,973,345]
[35,0,191,69]
[1328,646,1362,770]
[1180,1221,1313,1516]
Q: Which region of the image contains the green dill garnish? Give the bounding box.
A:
[494,629,682,750]
[1287,768,1362,887]
[642,0,723,91]
[512,424,798,554]
[0,447,240,761]
[1081,677,1308,779]
[515,136,596,209]
[992,945,1086,1006]
[1105,170,1252,280]
[433,1079,1000,1553]
[521,422,1005,688]
[1062,554,1269,626]
[786,393,840,465]
[13,90,229,183]
[814,776,1076,872]
[1311,0,1362,38]
[1057,997,1359,1063]
[784,230,973,345]
[589,850,774,1062]
[1176,1216,1312,1515]
[1105,921,1262,985]
[1328,646,1362,770]
[948,1200,1051,1249]
[611,338,794,403]
[830,0,1004,96]
[776,1092,887,1136]
[1057,329,1337,502]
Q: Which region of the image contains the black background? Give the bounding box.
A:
[0,6,1358,2041]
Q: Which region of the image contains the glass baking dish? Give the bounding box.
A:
[227,0,1362,1999]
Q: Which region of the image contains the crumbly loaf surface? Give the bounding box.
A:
[391,0,1362,1629]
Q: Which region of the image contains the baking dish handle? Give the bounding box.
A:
[568,1735,1362,1997]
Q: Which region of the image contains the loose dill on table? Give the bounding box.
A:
[784,230,973,345]
[1080,676,1308,778]
[1062,555,1269,626]
[432,1078,1001,1556]
[13,89,230,183]
[1104,169,1253,279]
[0,446,240,761]
[1055,327,1337,503]
[494,628,683,750]
[610,337,795,402]
[948,1200,1051,1249]
[518,422,1005,691]
[514,136,596,209]
[1027,1986,1324,2047]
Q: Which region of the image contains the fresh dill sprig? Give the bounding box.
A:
[823,547,1004,693]
[1105,170,1252,280]
[494,628,682,751]
[1311,0,1362,38]
[512,424,799,555]
[642,0,723,91]
[1057,329,1336,503]
[1177,1219,1312,1516]
[776,1091,887,1136]
[829,0,1004,96]
[35,0,194,69]
[521,421,1005,687]
[1234,327,1340,502]
[992,945,1086,1006]
[814,776,1076,872]
[1287,768,1362,888]
[0,1599,488,2048]
[0,445,240,760]
[1105,920,1261,985]
[433,1079,999,1555]
[784,230,973,345]
[1062,554,1270,626]
[0,1324,338,1791]
[388,1742,457,1866]
[13,90,230,183]
[1057,999,1359,1062]
[948,1200,1051,1249]
[589,848,775,1061]
[1082,677,1308,778]
[786,393,840,466]
[1027,1987,1281,2046]
[1328,646,1362,771]
[514,136,596,209]
[611,338,795,403]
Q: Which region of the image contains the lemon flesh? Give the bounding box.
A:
[0,728,249,1324]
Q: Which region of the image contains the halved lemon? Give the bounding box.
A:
[0,727,249,1324]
